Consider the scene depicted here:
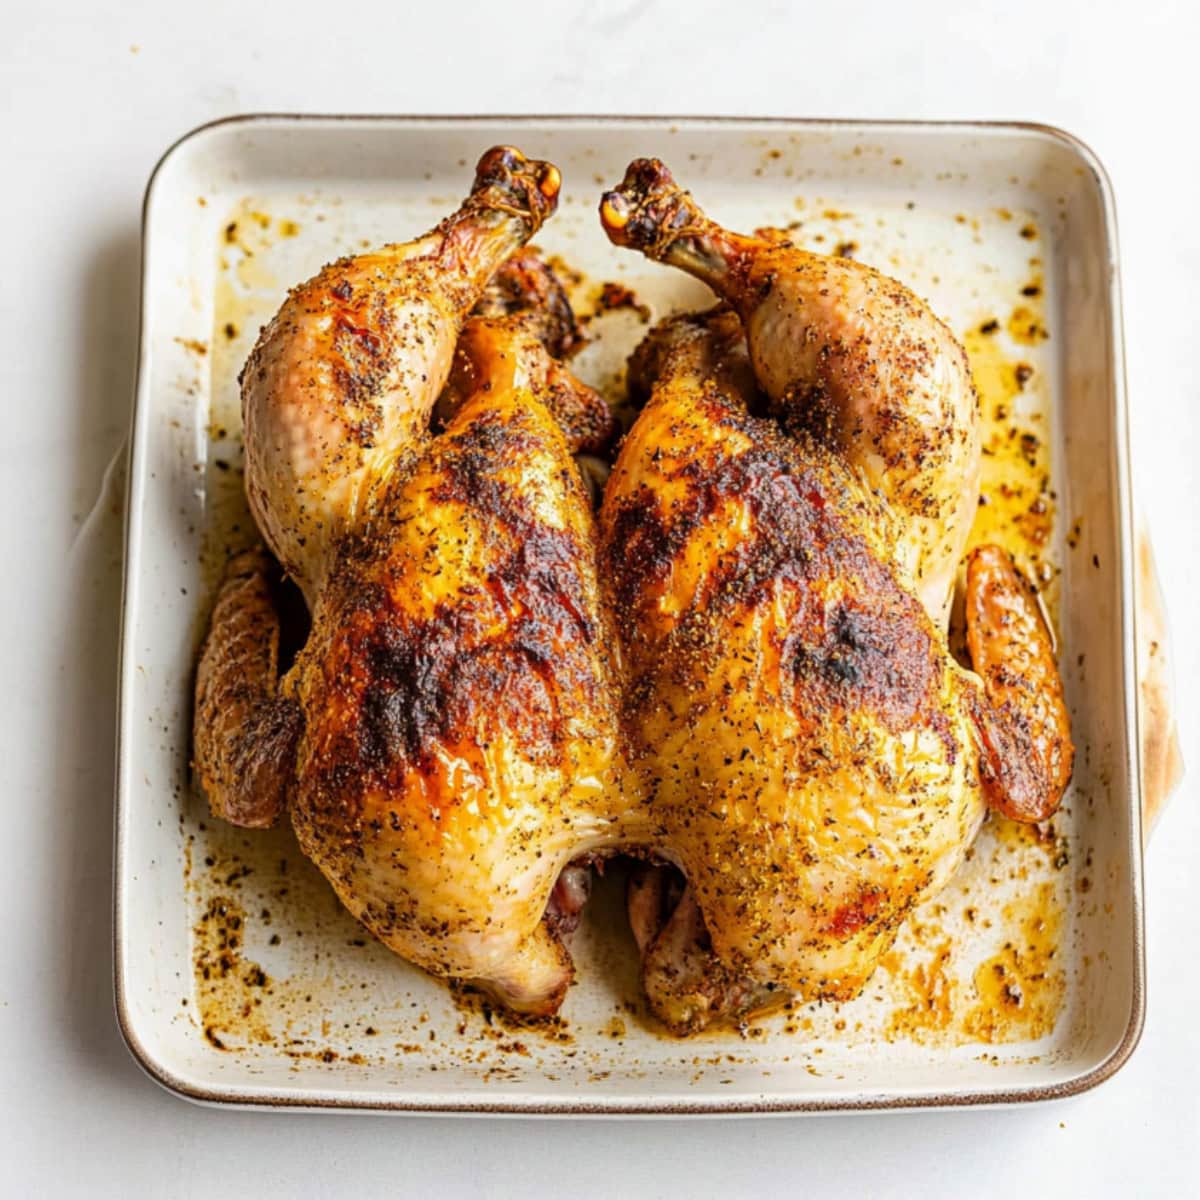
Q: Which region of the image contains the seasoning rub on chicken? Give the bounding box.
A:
[197,148,644,1015]
[599,160,1072,1032]
[193,149,1073,1035]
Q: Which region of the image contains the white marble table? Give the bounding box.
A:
[3,1,1195,1193]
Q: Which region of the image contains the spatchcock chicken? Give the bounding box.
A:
[194,148,1073,1034]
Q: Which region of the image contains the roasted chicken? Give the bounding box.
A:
[194,150,1074,1033]
[196,149,643,1014]
[598,162,1072,1033]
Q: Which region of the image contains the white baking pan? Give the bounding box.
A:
[115,116,1143,1114]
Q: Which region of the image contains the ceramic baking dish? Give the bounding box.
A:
[115,115,1143,1114]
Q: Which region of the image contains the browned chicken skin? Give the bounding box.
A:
[439,276,617,458]
[467,246,583,359]
[601,158,981,625]
[598,164,1074,1034]
[196,150,644,1015]
[193,547,299,829]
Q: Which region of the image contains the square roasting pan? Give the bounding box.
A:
[115,116,1142,1114]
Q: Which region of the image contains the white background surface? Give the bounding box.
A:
[2,1,1196,1194]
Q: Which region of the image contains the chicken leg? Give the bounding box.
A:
[600,159,981,624]
[242,146,561,602]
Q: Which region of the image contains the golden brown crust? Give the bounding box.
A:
[240,147,562,599]
[965,544,1074,822]
[605,395,949,743]
[193,548,300,828]
[625,306,760,408]
[541,360,619,456]
[471,248,582,359]
[307,409,606,798]
[440,314,617,457]
[601,311,985,1020]
[600,158,981,624]
[285,315,639,1012]
[454,252,617,455]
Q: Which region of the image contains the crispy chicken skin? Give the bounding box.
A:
[601,158,981,625]
[599,309,993,1030]
[439,280,617,458]
[467,246,583,359]
[241,147,561,603]
[290,314,639,1013]
[195,150,643,1014]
